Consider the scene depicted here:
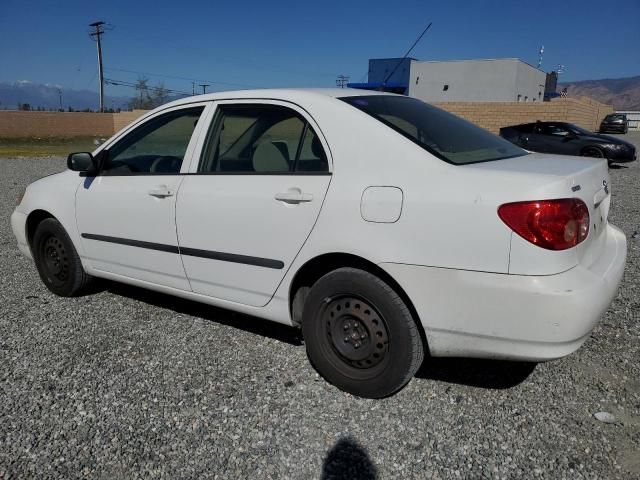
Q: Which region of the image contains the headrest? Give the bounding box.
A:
[252,142,289,172]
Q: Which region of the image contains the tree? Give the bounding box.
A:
[128,77,171,110]
[153,82,170,107]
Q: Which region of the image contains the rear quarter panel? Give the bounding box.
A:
[276,97,514,279]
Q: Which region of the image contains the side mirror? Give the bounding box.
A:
[67,151,105,176]
[67,152,94,172]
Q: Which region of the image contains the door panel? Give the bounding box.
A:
[176,100,331,307]
[177,175,330,306]
[76,104,208,289]
[76,175,188,288]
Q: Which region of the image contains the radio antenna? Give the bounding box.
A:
[382,21,432,87]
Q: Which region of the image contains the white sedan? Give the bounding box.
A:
[11,89,627,398]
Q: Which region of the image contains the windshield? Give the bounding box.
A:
[340,95,527,165]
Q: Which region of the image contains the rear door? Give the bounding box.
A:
[176,100,332,307]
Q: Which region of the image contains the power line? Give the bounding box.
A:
[105,66,261,89]
[104,78,192,97]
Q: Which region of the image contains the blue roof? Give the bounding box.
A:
[346,82,407,90]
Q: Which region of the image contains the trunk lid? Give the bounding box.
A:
[467,152,611,274]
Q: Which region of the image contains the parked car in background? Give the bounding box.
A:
[599,113,628,134]
[12,90,627,398]
[500,121,636,164]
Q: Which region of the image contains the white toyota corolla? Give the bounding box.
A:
[11,89,626,398]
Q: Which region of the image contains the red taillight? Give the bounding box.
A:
[498,198,590,251]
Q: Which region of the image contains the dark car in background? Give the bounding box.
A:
[599,113,628,134]
[500,121,636,164]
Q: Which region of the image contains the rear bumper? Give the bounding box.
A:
[380,224,627,362]
[11,209,32,259]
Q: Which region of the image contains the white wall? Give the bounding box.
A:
[406,59,546,103]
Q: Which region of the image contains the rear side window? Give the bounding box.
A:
[199,104,328,173]
[514,123,535,133]
[104,107,204,174]
[538,124,570,136]
[340,95,527,165]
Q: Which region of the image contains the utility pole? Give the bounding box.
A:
[192,81,196,95]
[89,21,106,112]
[57,88,63,111]
[199,83,210,94]
[335,75,350,88]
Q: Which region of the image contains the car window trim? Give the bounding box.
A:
[196,100,332,175]
[91,105,208,177]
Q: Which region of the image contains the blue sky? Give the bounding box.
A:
[1,0,639,97]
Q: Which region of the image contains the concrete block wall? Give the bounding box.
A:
[0,111,115,138]
[0,97,613,139]
[433,97,613,134]
[112,110,148,134]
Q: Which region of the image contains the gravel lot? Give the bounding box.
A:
[1,135,639,479]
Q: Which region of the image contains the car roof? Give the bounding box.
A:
[161,87,395,110]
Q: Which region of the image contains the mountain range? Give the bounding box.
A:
[559,75,640,110]
[0,81,132,111]
[2,75,640,112]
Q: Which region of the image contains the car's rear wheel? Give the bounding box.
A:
[581,146,605,159]
[301,267,424,398]
[32,218,93,296]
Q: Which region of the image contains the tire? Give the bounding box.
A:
[32,218,94,296]
[581,146,605,159]
[301,267,424,398]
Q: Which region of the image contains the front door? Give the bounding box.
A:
[76,104,207,290]
[530,123,577,155]
[176,101,332,307]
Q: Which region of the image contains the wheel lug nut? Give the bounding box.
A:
[344,336,350,343]
[354,342,360,348]
[343,323,350,330]
[360,334,366,339]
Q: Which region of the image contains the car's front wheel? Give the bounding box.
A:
[32,218,94,296]
[581,146,605,159]
[302,267,424,398]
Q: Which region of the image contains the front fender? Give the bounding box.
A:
[18,170,84,256]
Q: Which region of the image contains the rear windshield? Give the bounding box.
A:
[340,95,527,165]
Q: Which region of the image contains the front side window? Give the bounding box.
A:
[341,95,526,165]
[199,104,328,173]
[103,107,204,174]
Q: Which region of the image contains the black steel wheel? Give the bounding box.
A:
[33,218,94,296]
[581,147,605,159]
[302,267,424,398]
[323,295,390,371]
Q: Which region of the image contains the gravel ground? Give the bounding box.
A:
[1,136,639,479]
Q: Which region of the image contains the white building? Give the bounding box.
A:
[350,58,548,103]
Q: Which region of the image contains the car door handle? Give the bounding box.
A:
[275,191,313,204]
[148,185,174,198]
